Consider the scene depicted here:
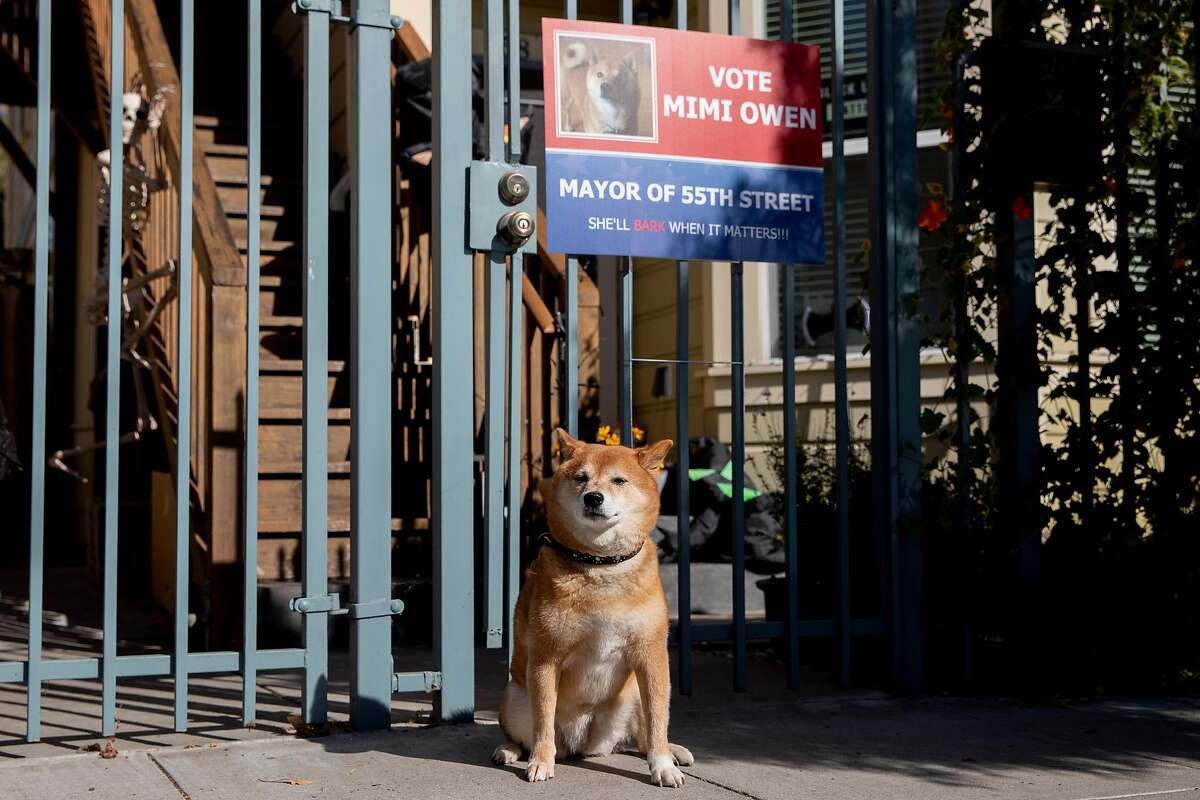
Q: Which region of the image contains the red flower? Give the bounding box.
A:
[1174,256,1188,270]
[918,199,949,232]
[1104,176,1117,191]
[1012,196,1032,220]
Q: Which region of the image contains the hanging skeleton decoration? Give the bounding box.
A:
[56,75,179,483]
[97,74,171,236]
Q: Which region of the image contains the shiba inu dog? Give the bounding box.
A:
[492,429,694,787]
[560,41,643,136]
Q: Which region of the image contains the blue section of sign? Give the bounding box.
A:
[545,151,825,264]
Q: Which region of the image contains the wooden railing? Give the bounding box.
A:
[76,0,246,528]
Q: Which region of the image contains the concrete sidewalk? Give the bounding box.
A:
[3,696,1199,800]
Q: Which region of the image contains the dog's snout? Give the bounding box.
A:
[583,491,605,510]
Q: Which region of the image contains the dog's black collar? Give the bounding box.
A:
[538,533,644,566]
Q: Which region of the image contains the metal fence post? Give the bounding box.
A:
[433,0,476,722]
[348,0,396,730]
[869,0,923,696]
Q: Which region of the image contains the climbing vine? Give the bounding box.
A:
[918,0,1199,692]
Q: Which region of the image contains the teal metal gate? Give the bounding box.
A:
[4,0,924,743]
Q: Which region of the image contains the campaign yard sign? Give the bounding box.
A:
[542,19,824,264]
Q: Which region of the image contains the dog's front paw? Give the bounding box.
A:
[669,743,695,766]
[492,742,522,766]
[649,753,686,788]
[526,749,556,782]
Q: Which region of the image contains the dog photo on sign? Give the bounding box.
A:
[556,32,656,141]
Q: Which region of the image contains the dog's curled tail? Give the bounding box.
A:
[562,42,588,69]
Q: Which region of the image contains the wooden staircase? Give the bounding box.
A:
[197,114,375,581]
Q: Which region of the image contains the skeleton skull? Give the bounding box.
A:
[121,92,146,144]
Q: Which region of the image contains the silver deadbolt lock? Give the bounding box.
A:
[498,211,535,245]
[499,172,530,205]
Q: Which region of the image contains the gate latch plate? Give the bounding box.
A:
[469,161,538,255]
[346,598,406,620]
[289,593,345,615]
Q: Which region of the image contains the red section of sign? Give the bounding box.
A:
[542,19,822,168]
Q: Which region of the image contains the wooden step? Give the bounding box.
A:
[211,171,299,189]
[259,417,352,469]
[257,531,417,581]
[260,460,352,475]
[257,538,351,581]
[257,279,300,318]
[228,215,288,242]
[258,475,350,532]
[260,408,352,421]
[221,202,288,219]
[238,238,296,254]
[255,478,412,536]
[203,142,251,156]
[261,359,347,373]
[261,314,303,328]
[260,365,346,414]
[217,183,293,209]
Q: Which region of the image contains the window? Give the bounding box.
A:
[764,0,953,357]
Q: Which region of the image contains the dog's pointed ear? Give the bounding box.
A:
[635,439,673,473]
[556,427,583,460]
[622,51,638,72]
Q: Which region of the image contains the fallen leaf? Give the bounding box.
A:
[286,713,324,738]
[99,739,118,759]
[258,778,314,786]
[79,743,102,753]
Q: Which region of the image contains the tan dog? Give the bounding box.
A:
[492,429,693,787]
[560,42,642,136]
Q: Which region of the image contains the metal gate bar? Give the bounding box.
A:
[432,0,477,722]
[831,0,852,688]
[301,5,331,725]
[173,0,195,733]
[349,0,397,729]
[672,0,694,698]
[101,0,125,738]
[727,0,749,695]
[618,0,633,448]
[242,0,263,727]
[780,0,799,687]
[506,0,524,665]
[562,0,579,438]
[484,0,507,654]
[25,0,51,745]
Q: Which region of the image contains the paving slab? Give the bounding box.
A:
[668,697,1200,800]
[150,724,745,800]
[0,750,180,800]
